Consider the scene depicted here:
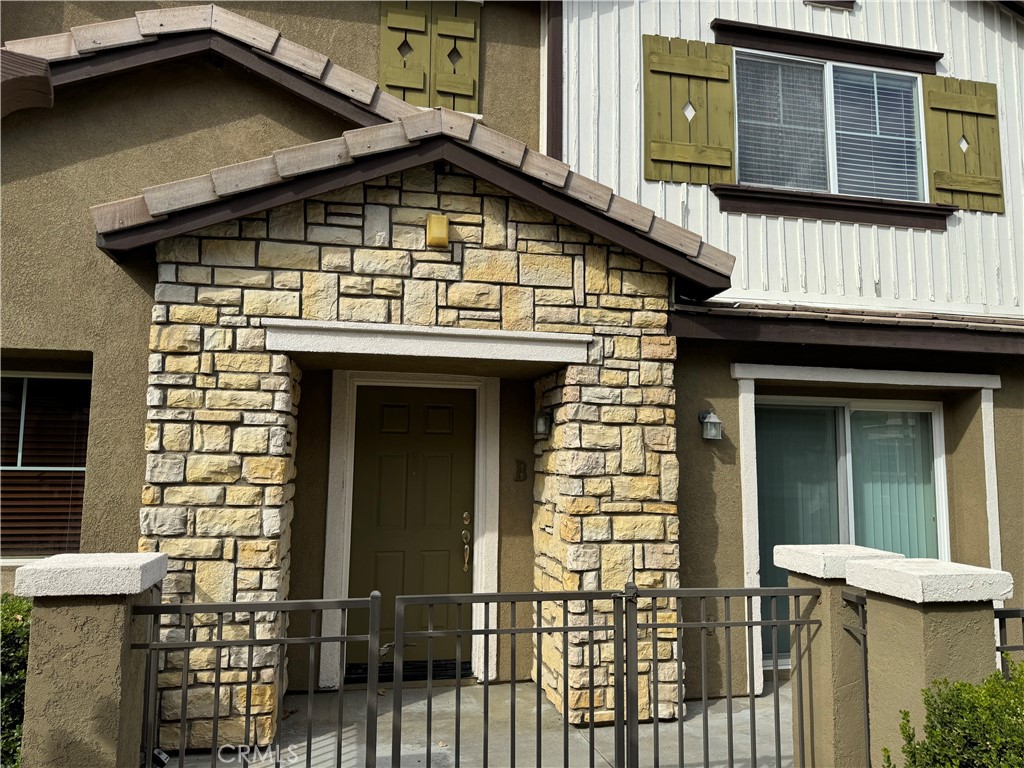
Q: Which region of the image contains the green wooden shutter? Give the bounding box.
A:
[381,1,432,107]
[642,34,734,185]
[430,2,480,113]
[923,75,1004,213]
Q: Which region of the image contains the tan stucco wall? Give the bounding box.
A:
[0,2,541,560]
[284,370,332,688]
[497,379,537,680]
[19,589,154,768]
[867,595,997,766]
[993,364,1024,610]
[675,341,1024,693]
[0,1,541,148]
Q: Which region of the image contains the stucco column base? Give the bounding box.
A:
[846,558,1013,767]
[786,574,867,768]
[776,545,905,768]
[15,553,167,768]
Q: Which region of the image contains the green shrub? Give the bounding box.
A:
[882,658,1024,768]
[1,594,32,768]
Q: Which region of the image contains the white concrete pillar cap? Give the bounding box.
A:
[846,558,1013,604]
[774,544,905,579]
[14,553,168,597]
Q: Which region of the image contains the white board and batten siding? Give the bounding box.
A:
[562,0,1023,318]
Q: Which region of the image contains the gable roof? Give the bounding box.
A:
[90,107,735,300]
[1,4,416,126]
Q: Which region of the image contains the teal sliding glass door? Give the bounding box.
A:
[756,406,842,655]
[755,401,943,657]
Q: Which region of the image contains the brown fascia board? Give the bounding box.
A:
[669,310,1024,356]
[1,49,53,117]
[97,137,731,300]
[711,19,944,74]
[46,33,387,127]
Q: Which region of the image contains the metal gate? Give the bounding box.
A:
[135,584,819,768]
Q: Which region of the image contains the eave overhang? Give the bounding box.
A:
[1,50,53,118]
[671,305,1024,356]
[92,112,736,301]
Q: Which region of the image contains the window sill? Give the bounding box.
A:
[711,184,958,231]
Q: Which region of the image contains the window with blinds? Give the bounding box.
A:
[735,53,924,201]
[736,55,829,192]
[0,376,90,558]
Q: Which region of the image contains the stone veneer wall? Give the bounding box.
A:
[142,162,680,744]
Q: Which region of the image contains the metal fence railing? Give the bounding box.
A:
[996,607,1024,679]
[134,584,822,768]
[133,594,382,768]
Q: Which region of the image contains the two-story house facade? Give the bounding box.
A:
[1,0,1021,742]
[551,0,1023,687]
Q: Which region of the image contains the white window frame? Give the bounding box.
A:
[0,371,92,565]
[756,395,951,561]
[732,48,930,202]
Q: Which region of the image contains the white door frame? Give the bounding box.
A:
[319,370,501,688]
[733,364,1003,687]
[756,396,952,561]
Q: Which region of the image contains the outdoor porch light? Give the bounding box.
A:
[534,411,552,440]
[698,409,723,440]
[426,213,449,247]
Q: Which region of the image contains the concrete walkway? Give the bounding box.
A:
[179,679,792,767]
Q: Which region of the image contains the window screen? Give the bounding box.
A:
[0,377,90,557]
[833,67,922,200]
[736,55,828,192]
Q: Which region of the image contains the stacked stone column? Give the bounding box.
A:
[533,299,681,723]
[143,236,301,747]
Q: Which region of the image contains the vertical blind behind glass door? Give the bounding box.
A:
[849,410,939,558]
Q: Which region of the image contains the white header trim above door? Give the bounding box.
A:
[730,364,1001,391]
[263,319,593,364]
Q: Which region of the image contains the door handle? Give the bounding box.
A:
[462,529,471,572]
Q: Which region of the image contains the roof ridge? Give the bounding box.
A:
[1,4,419,123]
[90,106,733,278]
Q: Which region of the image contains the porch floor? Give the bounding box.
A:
[175,678,793,767]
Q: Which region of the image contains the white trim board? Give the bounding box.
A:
[319,371,501,688]
[980,390,1003,575]
[731,364,1001,391]
[263,320,593,364]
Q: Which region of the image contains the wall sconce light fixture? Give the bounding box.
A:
[426,213,449,247]
[698,409,723,440]
[534,411,552,440]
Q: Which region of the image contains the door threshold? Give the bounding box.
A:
[346,677,481,691]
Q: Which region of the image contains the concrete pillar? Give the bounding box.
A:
[774,544,905,768]
[847,558,1013,767]
[14,553,167,768]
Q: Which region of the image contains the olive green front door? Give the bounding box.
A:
[348,385,476,676]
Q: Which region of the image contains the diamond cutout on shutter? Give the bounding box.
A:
[448,43,463,67]
[958,135,970,154]
[682,101,697,123]
[398,38,413,59]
